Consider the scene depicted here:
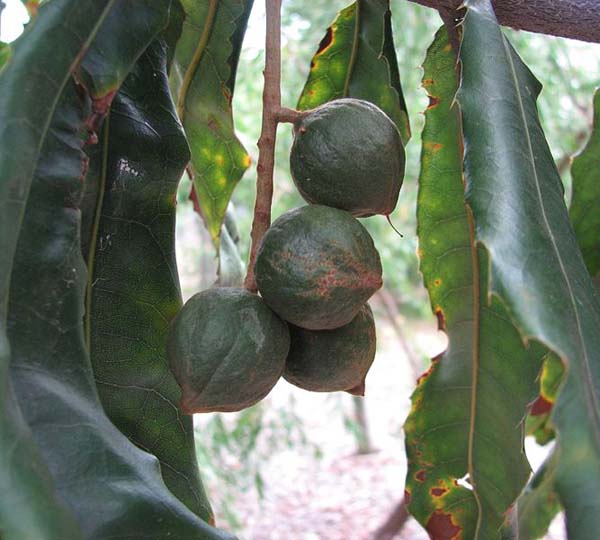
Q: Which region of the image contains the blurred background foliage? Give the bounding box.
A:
[194,397,321,529]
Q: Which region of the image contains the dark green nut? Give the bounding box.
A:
[290,98,405,217]
[284,303,377,396]
[167,287,290,413]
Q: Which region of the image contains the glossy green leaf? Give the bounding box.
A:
[172,0,253,246]
[9,76,235,540]
[297,0,410,143]
[518,84,599,540]
[570,88,600,281]
[0,0,114,328]
[83,36,214,522]
[516,452,561,540]
[4,1,235,538]
[0,2,122,537]
[459,2,600,538]
[404,27,542,540]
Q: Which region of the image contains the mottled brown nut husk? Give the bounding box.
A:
[255,205,383,330]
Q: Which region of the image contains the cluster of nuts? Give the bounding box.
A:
[167,98,405,413]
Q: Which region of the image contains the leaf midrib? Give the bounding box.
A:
[342,1,360,97]
[176,0,218,122]
[1,0,117,320]
[85,116,110,351]
[465,205,484,538]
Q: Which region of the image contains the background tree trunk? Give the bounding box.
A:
[352,396,375,455]
[371,496,410,540]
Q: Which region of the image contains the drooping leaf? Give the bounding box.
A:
[0,0,115,328]
[458,2,600,537]
[83,36,214,522]
[551,87,600,465]
[9,75,235,540]
[4,1,235,537]
[172,0,253,246]
[526,353,564,445]
[515,452,561,540]
[515,354,564,540]
[404,27,542,540]
[0,2,123,537]
[570,88,600,284]
[297,0,410,143]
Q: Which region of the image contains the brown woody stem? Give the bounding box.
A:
[244,0,304,291]
[409,0,600,44]
[277,106,309,124]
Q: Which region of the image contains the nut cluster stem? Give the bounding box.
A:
[244,0,306,292]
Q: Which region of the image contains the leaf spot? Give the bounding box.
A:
[426,511,462,540]
[427,95,440,110]
[316,27,333,55]
[435,307,446,331]
[529,395,553,415]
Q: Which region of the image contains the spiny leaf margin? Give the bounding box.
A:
[405,25,541,540]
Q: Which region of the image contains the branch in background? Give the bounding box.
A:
[437,6,464,55]
[0,2,5,36]
[409,0,600,44]
[556,129,591,177]
[371,496,410,540]
[375,289,423,380]
[352,396,375,455]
